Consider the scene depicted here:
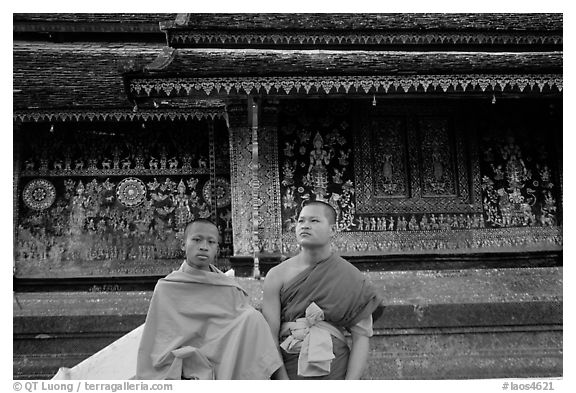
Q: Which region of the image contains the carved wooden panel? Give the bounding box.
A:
[419,118,457,197]
[370,117,409,198]
[355,104,481,214]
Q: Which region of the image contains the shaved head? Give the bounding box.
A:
[301,200,337,225]
[184,218,221,242]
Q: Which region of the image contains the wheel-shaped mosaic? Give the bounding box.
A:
[22,179,56,210]
[116,177,147,207]
[202,178,231,208]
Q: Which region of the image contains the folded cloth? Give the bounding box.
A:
[280,302,347,377]
[160,346,214,380]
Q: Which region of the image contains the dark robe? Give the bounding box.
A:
[279,253,383,379]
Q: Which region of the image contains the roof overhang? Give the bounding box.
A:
[127,73,562,100]
[13,105,228,123]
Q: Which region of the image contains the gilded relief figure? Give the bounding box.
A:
[382,154,393,183]
[282,187,297,210]
[332,168,344,184]
[307,132,332,201]
[540,191,557,226]
[428,144,447,194]
[432,146,444,182]
[173,180,192,230]
[69,181,88,236]
[282,162,295,186]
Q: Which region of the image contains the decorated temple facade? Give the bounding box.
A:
[14,13,562,278]
[13,13,562,379]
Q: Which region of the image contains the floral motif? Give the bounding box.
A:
[202,177,232,208]
[22,179,56,211]
[116,178,147,207]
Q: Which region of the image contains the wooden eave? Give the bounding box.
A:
[13,41,164,110]
[138,48,563,77]
[13,13,175,34]
[162,13,562,50]
[162,13,562,31]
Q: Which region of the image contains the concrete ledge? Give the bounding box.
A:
[14,267,562,379]
[366,326,562,379]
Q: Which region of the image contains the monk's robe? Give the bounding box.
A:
[136,262,282,380]
[279,253,383,379]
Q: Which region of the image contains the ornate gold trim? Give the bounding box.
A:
[13,109,227,123]
[281,226,562,256]
[168,31,562,47]
[129,74,563,97]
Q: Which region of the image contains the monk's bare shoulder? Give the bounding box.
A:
[265,256,299,288]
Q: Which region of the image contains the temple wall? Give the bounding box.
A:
[14,118,233,278]
[227,97,562,257]
[13,96,562,278]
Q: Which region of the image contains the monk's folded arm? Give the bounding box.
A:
[345,331,370,380]
[262,269,290,380]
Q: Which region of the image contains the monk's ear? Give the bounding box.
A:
[329,223,338,235]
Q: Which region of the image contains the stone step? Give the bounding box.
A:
[14,267,563,379]
[366,329,562,379]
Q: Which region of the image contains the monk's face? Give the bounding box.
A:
[296,204,335,248]
[184,222,219,271]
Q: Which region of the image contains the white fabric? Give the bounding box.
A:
[280,302,347,377]
[52,325,144,380]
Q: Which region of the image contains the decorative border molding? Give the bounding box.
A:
[13,109,228,123]
[19,168,215,178]
[168,31,563,48]
[259,124,282,253]
[228,102,254,255]
[129,74,563,97]
[207,120,217,221]
[281,226,563,256]
[13,21,165,34]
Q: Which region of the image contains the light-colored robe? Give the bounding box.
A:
[136,262,282,380]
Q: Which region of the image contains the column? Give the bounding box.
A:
[259,98,282,254]
[227,99,254,256]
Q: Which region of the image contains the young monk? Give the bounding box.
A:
[263,201,383,380]
[137,219,282,380]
